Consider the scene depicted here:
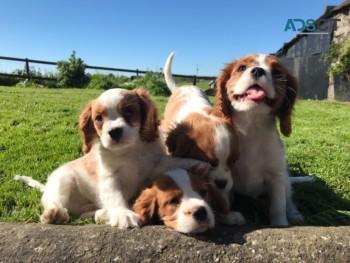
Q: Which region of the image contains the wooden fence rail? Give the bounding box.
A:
[0,55,216,85]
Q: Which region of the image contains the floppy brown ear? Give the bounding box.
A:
[166,123,210,163]
[133,187,159,225]
[278,73,299,137]
[135,88,160,142]
[213,62,235,121]
[166,123,192,156]
[79,101,97,153]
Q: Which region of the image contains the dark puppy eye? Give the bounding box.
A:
[124,108,134,118]
[210,160,219,168]
[198,189,207,198]
[272,69,282,78]
[95,115,103,123]
[167,197,180,206]
[238,65,246,72]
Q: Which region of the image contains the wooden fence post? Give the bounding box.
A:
[25,58,31,80]
[0,55,216,84]
[193,75,197,86]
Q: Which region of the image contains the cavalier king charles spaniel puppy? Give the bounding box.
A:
[215,54,313,226]
[15,88,208,229]
[134,166,240,233]
[160,53,245,226]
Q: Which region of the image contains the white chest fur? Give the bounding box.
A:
[232,113,287,196]
[98,139,165,201]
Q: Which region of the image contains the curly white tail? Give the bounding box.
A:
[163,52,178,93]
[14,175,45,192]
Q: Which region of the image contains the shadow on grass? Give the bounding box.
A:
[229,164,350,226]
[290,163,350,226]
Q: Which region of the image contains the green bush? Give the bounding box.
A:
[41,72,58,88]
[325,37,350,80]
[15,80,42,88]
[119,81,138,90]
[87,74,129,90]
[11,67,42,79]
[0,76,19,86]
[0,67,38,87]
[127,72,170,96]
[57,51,89,88]
[0,67,58,88]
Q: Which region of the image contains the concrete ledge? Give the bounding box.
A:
[0,223,349,262]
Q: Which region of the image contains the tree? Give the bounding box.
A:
[57,51,89,88]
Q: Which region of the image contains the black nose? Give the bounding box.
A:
[193,206,207,222]
[214,179,227,189]
[251,67,265,79]
[108,127,123,141]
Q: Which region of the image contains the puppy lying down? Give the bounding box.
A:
[134,166,244,233]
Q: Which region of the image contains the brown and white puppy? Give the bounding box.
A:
[15,88,208,229]
[215,54,313,226]
[134,167,231,233]
[161,53,240,210]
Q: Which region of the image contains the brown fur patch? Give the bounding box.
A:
[81,151,99,181]
[134,88,160,142]
[79,101,98,154]
[166,113,219,166]
[133,175,182,226]
[117,92,143,126]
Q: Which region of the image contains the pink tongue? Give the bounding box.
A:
[246,86,267,100]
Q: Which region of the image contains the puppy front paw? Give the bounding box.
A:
[222,211,246,225]
[107,208,140,229]
[40,204,69,224]
[94,208,109,224]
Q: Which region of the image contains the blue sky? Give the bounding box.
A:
[0,0,344,76]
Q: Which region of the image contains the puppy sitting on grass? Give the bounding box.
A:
[15,87,208,229]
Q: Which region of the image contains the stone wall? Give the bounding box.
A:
[1,223,350,262]
[328,7,350,100]
[333,8,350,43]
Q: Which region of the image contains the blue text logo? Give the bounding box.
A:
[284,19,338,34]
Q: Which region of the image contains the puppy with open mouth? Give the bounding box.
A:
[215,54,314,226]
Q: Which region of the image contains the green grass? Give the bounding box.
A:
[175,79,212,90]
[284,100,350,225]
[0,86,349,226]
